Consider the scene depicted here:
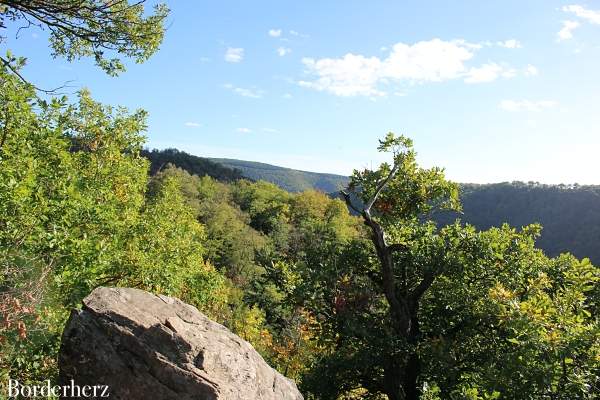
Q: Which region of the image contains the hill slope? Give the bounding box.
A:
[435,182,600,264]
[142,149,245,182]
[210,158,350,193]
[143,149,600,264]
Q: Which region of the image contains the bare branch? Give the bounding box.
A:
[364,162,400,213]
[409,271,436,309]
[340,190,362,214]
[0,55,75,94]
[0,102,9,151]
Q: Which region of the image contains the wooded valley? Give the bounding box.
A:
[1,1,598,399]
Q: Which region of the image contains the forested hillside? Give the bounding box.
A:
[2,69,597,397]
[146,150,600,265]
[436,182,600,264]
[210,158,350,192]
[142,148,245,182]
[2,2,598,399]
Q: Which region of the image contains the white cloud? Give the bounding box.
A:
[558,20,580,40]
[563,5,600,24]
[464,63,516,84]
[300,54,384,97]
[269,29,282,37]
[223,83,264,99]
[262,128,278,133]
[289,30,309,38]
[452,39,484,49]
[225,47,244,63]
[299,38,518,96]
[277,47,291,56]
[525,64,539,76]
[382,40,475,81]
[497,39,522,48]
[282,93,293,99]
[236,127,252,133]
[185,122,201,127]
[499,100,558,112]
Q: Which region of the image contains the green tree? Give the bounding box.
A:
[0,64,228,383]
[336,134,460,400]
[300,133,598,400]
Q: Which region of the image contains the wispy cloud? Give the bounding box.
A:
[225,47,244,63]
[524,64,539,76]
[269,29,282,37]
[289,30,309,38]
[499,100,558,112]
[558,5,600,40]
[299,39,521,97]
[497,39,522,48]
[236,127,252,133]
[185,122,202,127]
[558,20,580,40]
[464,63,516,84]
[563,5,600,24]
[277,47,291,56]
[262,128,278,133]
[223,83,264,99]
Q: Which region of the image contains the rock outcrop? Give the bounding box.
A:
[59,287,303,400]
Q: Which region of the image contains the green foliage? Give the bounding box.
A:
[351,133,460,222]
[300,133,599,400]
[149,166,267,287]
[1,30,598,399]
[1,0,169,76]
[148,150,600,266]
[147,164,363,380]
[0,63,226,383]
[232,180,293,235]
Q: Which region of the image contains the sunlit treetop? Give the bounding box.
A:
[0,0,169,76]
[348,132,461,223]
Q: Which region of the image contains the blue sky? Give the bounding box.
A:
[3,1,600,183]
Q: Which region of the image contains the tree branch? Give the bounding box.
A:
[0,55,74,94]
[340,190,362,214]
[364,162,400,213]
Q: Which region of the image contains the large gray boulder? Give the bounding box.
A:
[59,287,303,400]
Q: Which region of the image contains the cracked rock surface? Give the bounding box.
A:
[59,287,303,400]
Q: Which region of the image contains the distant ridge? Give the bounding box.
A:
[435,182,600,264]
[142,148,600,264]
[209,158,350,193]
[142,148,245,182]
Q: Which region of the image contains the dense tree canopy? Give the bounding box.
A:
[147,153,600,266]
[296,134,599,400]
[1,69,598,397]
[0,64,226,383]
[1,3,598,399]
